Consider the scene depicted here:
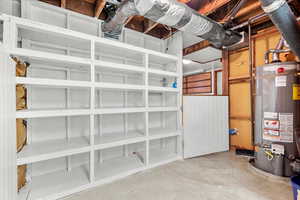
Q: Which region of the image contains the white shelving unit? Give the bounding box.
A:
[1,15,182,200]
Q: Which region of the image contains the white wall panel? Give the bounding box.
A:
[183,96,229,158]
[0,46,17,200]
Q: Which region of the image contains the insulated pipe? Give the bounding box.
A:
[259,0,300,58]
[102,0,242,48]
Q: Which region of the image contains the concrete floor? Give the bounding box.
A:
[63,152,293,200]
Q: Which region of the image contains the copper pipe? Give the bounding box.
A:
[235,1,261,19]
[222,0,249,23]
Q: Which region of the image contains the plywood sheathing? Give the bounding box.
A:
[229,81,253,150]
[229,50,250,79]
[229,48,253,150]
[230,119,253,149]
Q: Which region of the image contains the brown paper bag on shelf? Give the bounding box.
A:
[17,165,26,191]
[16,84,26,99]
[16,98,26,110]
[16,119,26,153]
[13,57,28,77]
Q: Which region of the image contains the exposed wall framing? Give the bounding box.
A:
[225,23,298,150]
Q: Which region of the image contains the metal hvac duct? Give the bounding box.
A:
[259,0,300,59]
[101,0,242,48]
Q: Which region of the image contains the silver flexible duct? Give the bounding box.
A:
[102,0,242,48]
[260,0,300,59]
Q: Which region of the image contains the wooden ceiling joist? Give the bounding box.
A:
[42,0,265,39]
[234,1,261,19]
[82,0,97,4]
[60,0,66,8]
[95,0,106,18]
[40,0,60,6]
[184,0,232,15]
[183,40,213,56]
[144,20,159,34]
[125,16,135,25]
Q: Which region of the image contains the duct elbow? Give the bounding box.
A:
[101,0,138,38]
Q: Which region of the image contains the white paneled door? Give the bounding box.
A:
[183,96,229,158]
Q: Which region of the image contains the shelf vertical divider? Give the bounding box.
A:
[177,56,183,156]
[0,46,17,200]
[66,68,72,172]
[145,53,149,166]
[90,39,95,183]
[97,73,103,163]
[9,21,17,50]
[123,59,129,157]
[2,15,10,49]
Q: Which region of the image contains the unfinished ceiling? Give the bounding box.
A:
[38,0,175,38]
[37,0,271,39]
[38,0,300,66]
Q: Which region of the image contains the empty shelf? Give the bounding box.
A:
[93,36,177,62]
[94,82,146,90]
[16,108,91,118]
[17,137,91,165]
[148,107,179,112]
[149,148,178,166]
[148,68,178,77]
[149,128,180,140]
[18,165,90,200]
[148,86,179,92]
[12,48,91,65]
[94,107,146,115]
[95,60,145,73]
[95,155,144,180]
[16,77,91,88]
[16,77,146,90]
[94,131,146,150]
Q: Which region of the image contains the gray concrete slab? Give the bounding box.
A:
[62,152,293,200]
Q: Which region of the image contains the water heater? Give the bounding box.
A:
[254,61,300,177]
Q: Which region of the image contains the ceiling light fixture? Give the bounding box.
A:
[183,59,192,65]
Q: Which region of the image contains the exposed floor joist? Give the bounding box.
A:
[60,0,66,8]
[184,0,232,15]
[39,0,173,38]
[39,0,274,40]
[144,20,159,34]
[125,16,135,25]
[95,0,106,18]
